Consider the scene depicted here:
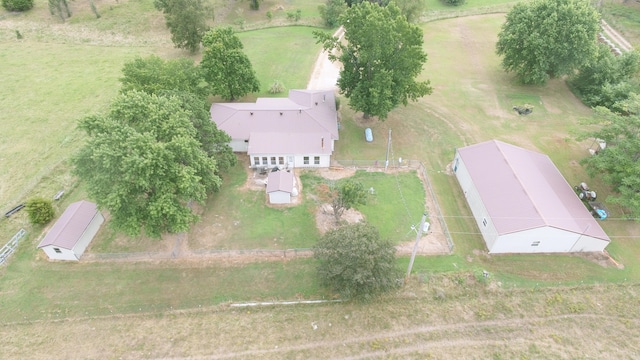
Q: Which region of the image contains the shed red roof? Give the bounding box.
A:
[266,170,294,193]
[37,201,100,250]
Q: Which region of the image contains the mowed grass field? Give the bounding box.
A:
[2,0,640,358]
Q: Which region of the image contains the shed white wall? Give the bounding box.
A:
[72,212,104,259]
[41,246,77,261]
[492,227,609,253]
[269,191,291,204]
[453,152,499,250]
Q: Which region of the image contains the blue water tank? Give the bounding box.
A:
[365,128,373,142]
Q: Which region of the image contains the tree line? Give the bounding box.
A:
[495,0,640,219]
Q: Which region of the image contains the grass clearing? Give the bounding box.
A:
[238,26,322,96]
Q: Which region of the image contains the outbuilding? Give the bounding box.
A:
[266,170,295,204]
[37,200,104,261]
[453,140,610,254]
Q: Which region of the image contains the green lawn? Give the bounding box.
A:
[238,26,322,96]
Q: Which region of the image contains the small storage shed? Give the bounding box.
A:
[453,140,610,254]
[37,200,104,261]
[266,170,295,204]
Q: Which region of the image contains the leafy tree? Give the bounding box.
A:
[154,0,208,53]
[73,91,227,237]
[314,223,401,300]
[48,0,71,21]
[442,0,465,5]
[2,0,33,11]
[570,46,640,109]
[120,55,209,99]
[319,0,348,27]
[314,2,432,119]
[496,0,600,85]
[249,0,261,10]
[200,27,260,101]
[394,0,427,22]
[25,198,55,225]
[578,94,640,218]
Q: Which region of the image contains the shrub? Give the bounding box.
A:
[2,0,34,11]
[442,0,465,6]
[269,80,285,94]
[266,10,272,21]
[26,197,55,225]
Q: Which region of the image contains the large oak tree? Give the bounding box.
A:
[73,91,231,237]
[496,0,600,85]
[314,222,401,300]
[200,27,260,101]
[314,1,432,120]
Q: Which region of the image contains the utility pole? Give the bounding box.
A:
[385,129,391,171]
[406,213,428,281]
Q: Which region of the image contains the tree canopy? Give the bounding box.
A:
[73,91,230,237]
[496,0,600,85]
[579,94,640,219]
[314,222,401,300]
[314,1,432,119]
[120,55,209,99]
[570,46,640,109]
[154,0,208,53]
[320,179,368,224]
[200,27,260,101]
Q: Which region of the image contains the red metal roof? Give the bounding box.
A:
[266,170,294,193]
[37,201,100,250]
[457,140,610,241]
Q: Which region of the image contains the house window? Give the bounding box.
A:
[253,157,259,166]
[279,157,285,165]
[271,156,276,165]
[531,241,540,247]
[53,247,62,254]
[314,156,320,165]
[482,218,487,227]
[303,156,310,165]
[262,157,268,165]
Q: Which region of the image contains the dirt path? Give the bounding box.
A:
[307,27,343,90]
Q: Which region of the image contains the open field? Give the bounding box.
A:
[2,0,640,357]
[2,275,640,359]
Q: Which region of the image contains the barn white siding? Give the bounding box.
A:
[453,152,499,250]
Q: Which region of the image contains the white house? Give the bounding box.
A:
[266,170,295,204]
[37,200,104,261]
[210,89,339,168]
[453,140,610,254]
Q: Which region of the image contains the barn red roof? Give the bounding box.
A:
[457,140,609,241]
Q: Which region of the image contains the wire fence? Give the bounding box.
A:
[334,159,454,251]
[83,248,314,262]
[84,160,454,261]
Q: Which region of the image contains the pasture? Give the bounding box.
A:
[2,0,640,357]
